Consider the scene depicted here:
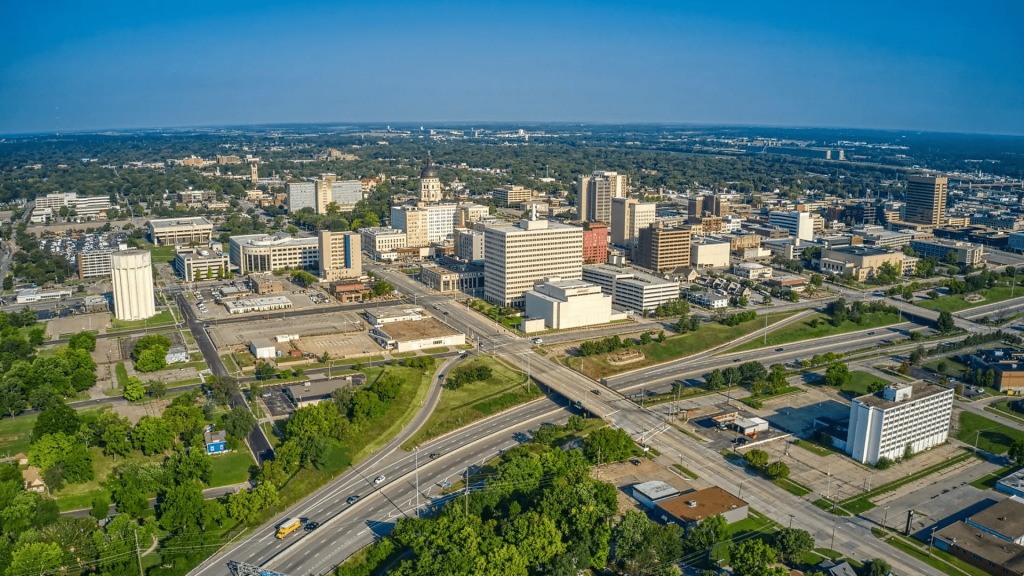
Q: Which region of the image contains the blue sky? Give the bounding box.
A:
[1,1,1022,135]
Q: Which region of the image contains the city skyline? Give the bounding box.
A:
[1,0,1022,136]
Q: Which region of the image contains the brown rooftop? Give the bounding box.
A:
[967,497,1024,541]
[936,521,1024,572]
[377,317,462,342]
[656,486,747,523]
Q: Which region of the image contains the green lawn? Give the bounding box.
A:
[922,356,969,378]
[209,450,255,487]
[987,400,1024,425]
[115,362,128,387]
[144,244,177,263]
[917,285,1021,313]
[731,311,902,353]
[773,477,812,496]
[568,312,798,379]
[840,371,889,397]
[420,346,450,354]
[970,465,1018,490]
[52,445,166,511]
[672,463,698,479]
[109,309,176,330]
[0,412,40,456]
[403,356,543,449]
[957,412,1024,454]
[793,439,835,457]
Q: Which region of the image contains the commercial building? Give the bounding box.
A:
[581,264,678,312]
[997,469,1024,499]
[148,217,214,246]
[1009,231,1024,253]
[631,481,681,510]
[419,262,485,295]
[80,295,109,313]
[904,174,948,226]
[250,274,282,294]
[909,238,983,265]
[457,203,489,226]
[285,375,367,408]
[454,228,484,262]
[687,291,729,309]
[226,296,293,315]
[846,382,953,465]
[688,194,729,218]
[287,182,316,212]
[690,237,731,269]
[33,192,112,220]
[635,222,692,273]
[331,180,362,205]
[578,171,627,223]
[368,317,465,353]
[655,487,749,528]
[768,211,814,241]
[965,349,1024,394]
[492,185,535,206]
[111,250,156,321]
[523,277,616,330]
[364,306,424,327]
[78,249,115,279]
[934,497,1024,576]
[819,245,905,282]
[229,232,319,274]
[582,222,608,264]
[851,225,913,248]
[611,198,656,247]
[16,288,73,304]
[360,227,407,260]
[318,231,361,281]
[418,155,443,203]
[732,262,772,280]
[249,338,276,359]
[390,203,460,245]
[484,214,583,307]
[174,247,230,281]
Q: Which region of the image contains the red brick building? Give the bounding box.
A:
[582,222,608,265]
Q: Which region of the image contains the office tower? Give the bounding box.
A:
[287,182,316,212]
[578,171,627,223]
[390,204,458,246]
[635,222,692,272]
[713,195,730,217]
[111,250,156,321]
[582,222,608,264]
[484,213,584,307]
[330,180,363,205]
[250,163,258,184]
[492,185,534,206]
[419,154,443,202]
[905,175,948,226]
[611,197,657,247]
[318,231,361,281]
[229,233,320,274]
[768,211,814,241]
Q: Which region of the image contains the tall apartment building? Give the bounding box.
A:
[331,180,362,205]
[111,250,156,321]
[492,185,535,206]
[78,250,115,279]
[582,222,609,264]
[229,232,319,274]
[581,265,679,312]
[635,222,692,272]
[687,195,729,218]
[909,238,983,265]
[419,155,443,202]
[287,182,316,212]
[360,227,407,260]
[315,178,334,214]
[611,198,657,247]
[318,231,361,281]
[768,211,814,241]
[904,175,948,226]
[578,171,627,223]
[148,217,214,246]
[390,204,458,245]
[846,382,953,465]
[483,215,583,307]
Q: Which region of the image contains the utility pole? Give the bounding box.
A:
[882,506,890,531]
[763,311,768,345]
[134,529,144,576]
[464,466,470,515]
[414,447,419,515]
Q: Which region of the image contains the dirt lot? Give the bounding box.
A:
[111,398,174,424]
[45,312,111,339]
[592,456,698,516]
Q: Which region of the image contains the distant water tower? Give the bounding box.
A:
[111,250,156,321]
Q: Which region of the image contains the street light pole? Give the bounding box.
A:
[414,447,419,515]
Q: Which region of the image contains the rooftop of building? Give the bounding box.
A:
[824,245,895,257]
[486,218,581,234]
[633,481,681,501]
[936,520,1024,572]
[149,216,213,228]
[733,261,770,269]
[656,487,747,523]
[911,237,980,247]
[286,374,366,400]
[250,338,276,349]
[853,381,952,409]
[361,226,405,236]
[365,306,424,320]
[536,277,600,291]
[376,317,462,342]
[230,232,318,247]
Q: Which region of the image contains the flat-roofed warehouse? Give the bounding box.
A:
[285,374,367,408]
[369,317,465,353]
[148,217,215,246]
[655,486,749,527]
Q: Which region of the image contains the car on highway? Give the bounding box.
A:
[374,475,385,484]
[346,495,359,505]
[429,453,439,459]
[867,331,875,335]
[303,521,320,531]
[775,347,784,352]
[461,354,467,359]
[591,389,601,395]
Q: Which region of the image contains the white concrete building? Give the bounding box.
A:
[391,204,459,244]
[229,232,319,274]
[287,182,316,212]
[523,277,616,330]
[331,180,362,205]
[360,227,407,260]
[369,317,465,353]
[225,296,293,314]
[611,198,657,247]
[687,291,729,309]
[580,264,678,312]
[631,481,681,510]
[768,211,814,241]
[249,338,277,359]
[149,217,214,246]
[33,192,112,219]
[846,382,953,465]
[111,250,156,321]
[454,228,485,261]
[722,215,746,233]
[484,215,583,307]
[691,237,731,269]
[732,262,772,280]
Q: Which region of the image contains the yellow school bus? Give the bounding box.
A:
[275,518,302,538]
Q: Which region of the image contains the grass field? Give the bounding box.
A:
[110,309,176,330]
[793,439,835,457]
[567,312,798,379]
[209,451,255,487]
[403,356,543,449]
[731,311,901,353]
[840,370,889,397]
[0,412,40,456]
[922,356,969,378]
[917,285,1020,314]
[987,400,1024,425]
[144,244,177,263]
[52,445,166,511]
[773,477,812,496]
[115,362,128,387]
[971,465,1017,490]
[420,346,449,354]
[956,412,1024,455]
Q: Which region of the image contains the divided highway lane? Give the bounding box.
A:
[188,396,566,576]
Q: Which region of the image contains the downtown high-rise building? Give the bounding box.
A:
[904,175,948,226]
[635,222,692,273]
[484,214,583,307]
[611,197,657,247]
[578,171,627,223]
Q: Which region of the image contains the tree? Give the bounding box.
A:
[0,379,27,417]
[68,331,97,352]
[372,280,395,296]
[147,380,167,398]
[810,273,823,287]
[581,428,634,464]
[937,310,956,333]
[774,528,814,564]
[159,481,205,532]
[123,376,145,401]
[165,448,213,485]
[823,362,851,388]
[102,424,132,461]
[730,539,779,576]
[685,514,727,553]
[133,416,174,455]
[703,369,726,391]
[222,405,257,440]
[744,449,769,469]
[32,402,81,442]
[868,558,892,576]
[1010,439,1024,464]
[207,374,240,405]
[256,362,277,381]
[639,332,652,345]
[656,330,666,343]
[6,542,63,576]
[765,461,790,479]
[91,491,111,521]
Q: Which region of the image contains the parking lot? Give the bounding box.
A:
[260,385,295,418]
[208,311,368,349]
